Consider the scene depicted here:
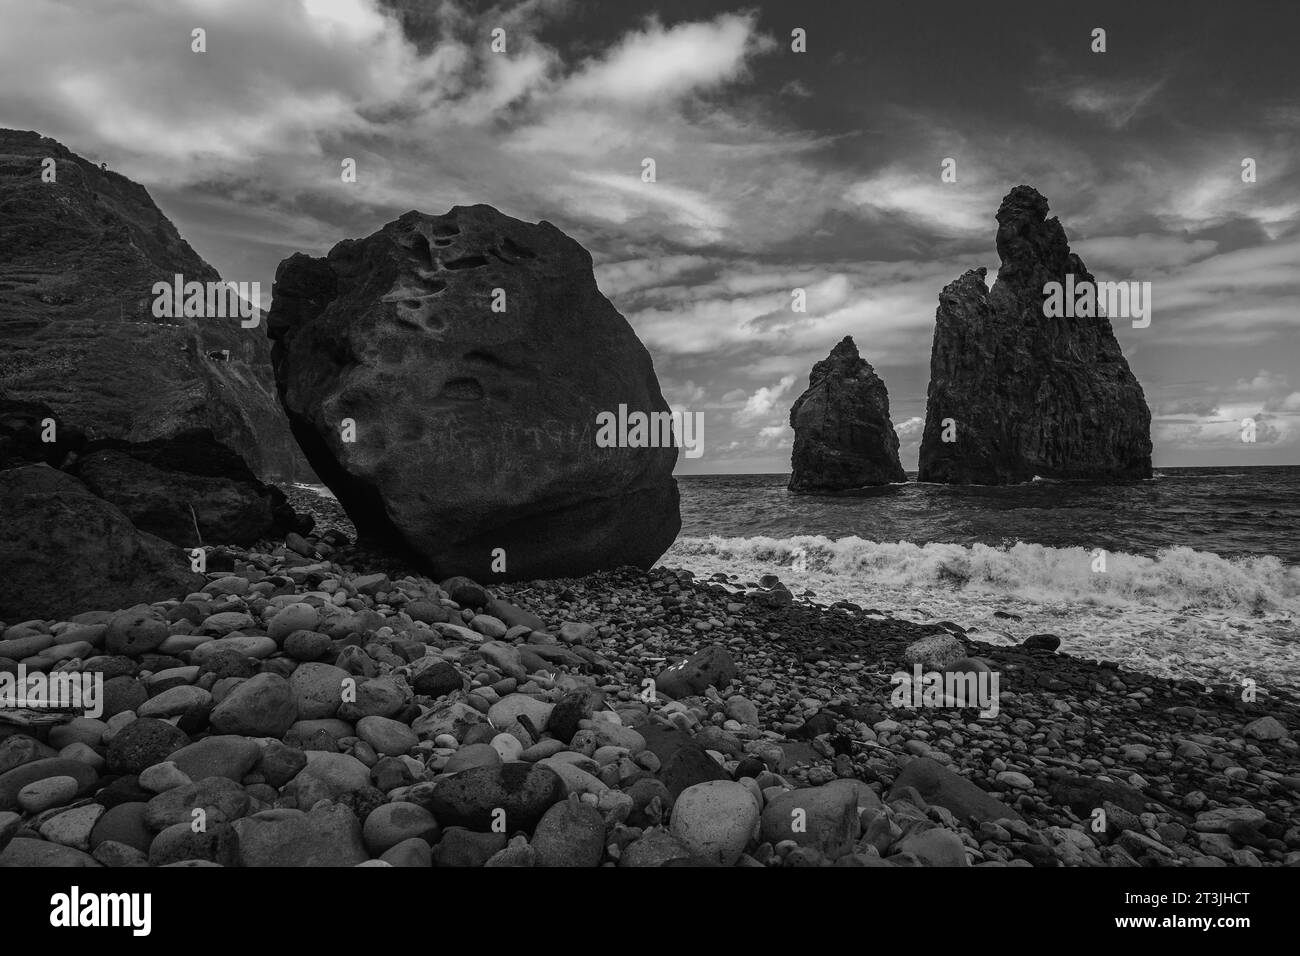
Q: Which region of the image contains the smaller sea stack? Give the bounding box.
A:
[788,336,906,493]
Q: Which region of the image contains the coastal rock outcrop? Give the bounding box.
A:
[267,205,680,581]
[0,129,310,481]
[1,396,305,548]
[73,429,306,547]
[0,465,202,621]
[918,186,1152,484]
[788,336,905,493]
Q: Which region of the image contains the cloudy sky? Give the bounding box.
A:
[2,0,1298,472]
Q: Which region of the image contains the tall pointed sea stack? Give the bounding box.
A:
[918,186,1152,484]
[788,336,905,493]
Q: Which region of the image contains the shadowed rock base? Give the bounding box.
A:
[0,465,202,621]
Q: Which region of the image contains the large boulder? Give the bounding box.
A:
[788,336,905,493]
[266,205,680,581]
[918,185,1152,484]
[0,465,202,621]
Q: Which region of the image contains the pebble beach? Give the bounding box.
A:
[0,485,1296,869]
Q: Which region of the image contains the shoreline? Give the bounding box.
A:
[290,484,1300,696]
[0,485,1296,867]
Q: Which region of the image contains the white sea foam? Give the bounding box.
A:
[664,535,1300,691]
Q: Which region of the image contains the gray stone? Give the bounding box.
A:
[903,633,967,670]
[761,783,861,860]
[429,762,565,832]
[106,719,189,775]
[143,776,250,830]
[234,804,368,867]
[362,802,439,855]
[895,828,970,867]
[669,780,758,866]
[888,757,1022,825]
[168,736,261,782]
[0,836,101,867]
[357,716,418,757]
[655,645,737,699]
[288,662,351,719]
[531,795,604,867]
[286,751,371,807]
[209,673,297,736]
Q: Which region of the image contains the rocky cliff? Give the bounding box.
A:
[918,185,1152,484]
[0,129,309,480]
[789,336,905,492]
[267,205,681,581]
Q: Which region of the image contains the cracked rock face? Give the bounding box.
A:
[789,336,905,493]
[267,205,680,581]
[0,128,309,482]
[918,185,1152,484]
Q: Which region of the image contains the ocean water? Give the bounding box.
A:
[666,468,1300,692]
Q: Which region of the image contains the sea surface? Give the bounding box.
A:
[665,467,1300,692]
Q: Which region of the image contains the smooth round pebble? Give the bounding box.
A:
[18,776,80,813]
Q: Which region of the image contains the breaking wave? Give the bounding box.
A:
[667,535,1300,613]
[663,535,1300,690]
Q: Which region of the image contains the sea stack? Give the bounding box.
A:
[788,336,905,493]
[918,186,1152,484]
[267,204,681,582]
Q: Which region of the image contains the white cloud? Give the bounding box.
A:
[736,375,796,424]
[755,424,790,448]
[894,416,924,440]
[2,0,1296,474]
[846,167,996,237]
[595,254,712,298]
[1233,371,1289,394]
[562,14,772,104]
[1032,76,1167,129]
[1266,392,1300,412]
